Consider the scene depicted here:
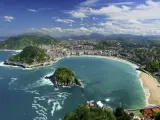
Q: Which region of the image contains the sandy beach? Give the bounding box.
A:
[73,55,138,68]
[140,72,160,106]
[71,55,160,106]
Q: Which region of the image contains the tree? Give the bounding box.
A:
[153,112,160,120]
[9,46,50,65]
[114,107,131,120]
[74,105,90,120]
[64,104,116,120]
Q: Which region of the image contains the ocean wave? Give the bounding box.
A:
[32,103,47,112]
[32,92,71,118]
[33,116,47,120]
[1,49,22,52]
[144,88,150,106]
[0,62,6,67]
[105,98,111,102]
[0,77,4,80]
[25,90,40,95]
[26,70,57,88]
[87,100,94,104]
[51,101,62,116]
[8,77,18,86]
[26,78,53,89]
[28,70,56,88]
[62,86,71,88]
[0,61,20,68]
[54,88,59,91]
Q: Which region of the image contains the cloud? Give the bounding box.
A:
[27,8,53,12]
[89,5,127,15]
[3,16,14,22]
[96,19,160,36]
[80,0,99,6]
[89,0,160,21]
[68,9,88,19]
[68,0,160,20]
[27,9,37,12]
[55,19,75,23]
[29,27,106,37]
[23,0,160,36]
[108,2,134,6]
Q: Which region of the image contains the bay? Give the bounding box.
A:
[0,51,145,120]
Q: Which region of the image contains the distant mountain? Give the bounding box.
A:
[57,33,106,40]
[0,34,58,50]
[58,33,160,41]
[0,36,9,41]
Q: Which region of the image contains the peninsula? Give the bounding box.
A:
[4,46,51,68]
[45,67,83,87]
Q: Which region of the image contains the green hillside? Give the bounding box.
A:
[9,46,50,65]
[0,34,58,49]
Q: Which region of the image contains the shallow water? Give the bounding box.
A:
[0,51,145,120]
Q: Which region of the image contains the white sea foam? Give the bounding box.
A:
[26,78,53,89]
[62,86,71,88]
[32,101,48,120]
[33,116,47,120]
[28,70,56,88]
[105,98,110,102]
[0,77,3,80]
[138,71,151,107]
[87,100,94,104]
[54,88,59,91]
[35,110,47,120]
[51,101,62,116]
[1,49,22,52]
[32,91,71,119]
[0,62,5,67]
[34,97,46,101]
[32,103,47,112]
[25,90,40,95]
[8,77,18,86]
[0,61,19,68]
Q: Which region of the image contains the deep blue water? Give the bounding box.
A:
[0,51,145,120]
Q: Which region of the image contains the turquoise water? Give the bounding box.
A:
[0,51,145,120]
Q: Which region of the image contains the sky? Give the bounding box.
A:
[0,0,160,37]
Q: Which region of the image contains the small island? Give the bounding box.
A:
[4,46,51,68]
[46,67,83,87]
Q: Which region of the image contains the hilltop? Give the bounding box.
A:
[4,46,51,68]
[0,34,58,50]
[46,67,83,87]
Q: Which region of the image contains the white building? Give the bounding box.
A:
[96,101,103,108]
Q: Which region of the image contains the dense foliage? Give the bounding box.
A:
[64,104,116,120]
[54,67,76,83]
[114,107,131,120]
[94,39,160,74]
[9,46,50,64]
[153,112,160,120]
[145,59,160,73]
[0,34,58,49]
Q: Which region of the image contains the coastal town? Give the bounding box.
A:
[1,0,160,119]
[1,34,160,120]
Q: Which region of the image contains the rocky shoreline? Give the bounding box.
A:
[3,60,53,68]
[45,74,84,88]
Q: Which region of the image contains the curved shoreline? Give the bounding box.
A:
[67,55,160,107]
[139,72,160,106]
[1,50,159,106]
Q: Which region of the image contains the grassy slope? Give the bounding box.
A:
[0,34,58,50]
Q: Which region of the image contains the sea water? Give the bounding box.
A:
[0,51,145,120]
